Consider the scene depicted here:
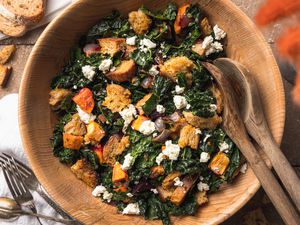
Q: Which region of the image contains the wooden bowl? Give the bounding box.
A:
[19,0,285,224]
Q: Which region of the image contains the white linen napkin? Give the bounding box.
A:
[0,94,62,225]
[0,0,74,40]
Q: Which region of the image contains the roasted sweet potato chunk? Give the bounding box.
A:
[131,115,150,131]
[112,162,128,182]
[209,152,230,175]
[93,145,105,164]
[170,176,197,206]
[72,88,94,113]
[63,133,83,150]
[174,4,191,34]
[106,60,136,82]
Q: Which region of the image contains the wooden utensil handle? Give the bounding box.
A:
[246,116,300,212]
[239,138,300,225]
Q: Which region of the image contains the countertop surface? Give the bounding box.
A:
[0,1,299,225]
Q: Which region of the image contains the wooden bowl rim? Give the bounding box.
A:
[18,0,286,224]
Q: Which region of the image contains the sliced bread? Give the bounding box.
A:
[0,14,26,37]
[0,0,45,24]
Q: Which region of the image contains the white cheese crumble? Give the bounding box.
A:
[119,104,137,132]
[202,35,214,49]
[219,141,229,152]
[205,41,223,56]
[122,203,140,215]
[175,85,185,94]
[200,152,210,163]
[92,185,107,197]
[153,132,158,137]
[195,128,202,135]
[173,95,187,109]
[173,177,184,187]
[127,193,134,198]
[163,140,181,161]
[213,25,227,40]
[82,65,96,81]
[199,176,204,181]
[140,38,157,49]
[149,65,160,76]
[156,104,166,113]
[126,36,137,45]
[203,134,211,143]
[102,191,113,203]
[209,104,218,112]
[240,163,248,174]
[151,188,159,194]
[99,59,113,73]
[186,104,191,110]
[76,105,96,124]
[121,153,134,171]
[197,182,210,192]
[156,153,165,165]
[139,120,156,135]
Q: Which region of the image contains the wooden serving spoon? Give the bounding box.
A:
[214,58,300,212]
[201,62,300,225]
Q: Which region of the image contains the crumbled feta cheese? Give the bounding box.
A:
[197,182,210,192]
[110,66,116,72]
[126,36,137,45]
[140,38,157,49]
[163,140,180,161]
[219,141,229,152]
[151,188,159,194]
[202,35,214,49]
[121,153,134,171]
[92,185,107,197]
[156,104,166,114]
[99,59,113,73]
[203,134,211,143]
[127,193,134,198]
[186,104,191,109]
[149,65,159,76]
[73,85,78,89]
[122,203,140,215]
[209,104,218,112]
[139,46,148,53]
[175,85,185,94]
[156,153,165,165]
[139,120,156,135]
[153,132,158,137]
[195,129,202,135]
[173,177,184,187]
[119,104,137,132]
[205,41,223,56]
[240,163,248,174]
[102,191,113,203]
[200,152,210,163]
[199,176,204,181]
[173,95,187,109]
[77,105,96,124]
[213,25,226,40]
[82,65,96,81]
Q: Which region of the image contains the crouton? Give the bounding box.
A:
[103,135,130,166]
[174,4,191,34]
[150,165,165,178]
[162,171,181,189]
[112,162,128,182]
[200,17,212,36]
[192,40,205,57]
[98,38,125,56]
[169,117,188,139]
[0,64,12,87]
[211,85,223,114]
[84,121,105,144]
[106,59,136,82]
[124,45,137,59]
[128,10,152,35]
[170,175,197,206]
[157,186,174,202]
[159,56,195,84]
[71,159,97,187]
[135,93,153,115]
[178,125,200,150]
[49,88,72,109]
[0,45,16,64]
[196,191,209,206]
[73,88,95,114]
[208,152,230,175]
[102,84,132,113]
[183,112,222,130]
[63,133,83,150]
[64,114,87,136]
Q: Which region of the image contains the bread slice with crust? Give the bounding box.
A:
[0,14,26,36]
[0,0,45,24]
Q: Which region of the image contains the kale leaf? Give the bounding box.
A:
[140,3,178,21]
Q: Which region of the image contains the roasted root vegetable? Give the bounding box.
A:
[49,88,71,109]
[63,133,83,150]
[170,176,197,206]
[93,145,105,164]
[112,162,128,182]
[150,166,165,178]
[174,4,191,34]
[72,88,94,113]
[102,84,131,113]
[106,59,136,82]
[128,10,152,35]
[113,183,128,192]
[84,121,105,144]
[71,159,97,187]
[64,114,86,136]
[209,152,230,175]
[162,171,181,189]
[178,125,200,150]
[98,38,125,56]
[135,93,153,115]
[131,115,150,131]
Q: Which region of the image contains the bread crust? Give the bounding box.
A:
[0,14,26,37]
[106,59,136,82]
